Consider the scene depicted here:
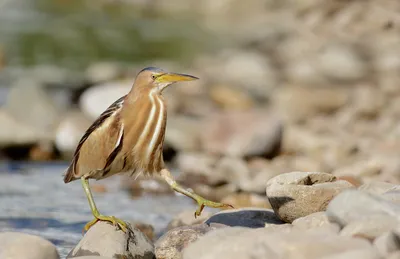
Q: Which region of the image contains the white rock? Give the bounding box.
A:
[0,232,59,259]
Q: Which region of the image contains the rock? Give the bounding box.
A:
[200,110,282,158]
[333,161,383,180]
[54,111,92,158]
[220,192,271,209]
[266,171,354,223]
[85,62,123,83]
[374,230,400,257]
[209,84,254,110]
[358,182,399,195]
[326,190,400,227]
[190,183,238,202]
[388,252,400,259]
[182,226,372,259]
[164,116,202,152]
[79,80,131,120]
[340,215,399,241]
[383,188,400,204]
[352,86,385,118]
[155,223,225,259]
[5,78,60,137]
[0,232,59,259]
[121,175,174,198]
[316,42,367,82]
[274,86,349,123]
[167,210,212,230]
[320,248,381,259]
[70,257,113,259]
[132,222,155,242]
[176,153,249,187]
[292,212,340,234]
[67,221,154,259]
[205,208,284,228]
[238,162,281,194]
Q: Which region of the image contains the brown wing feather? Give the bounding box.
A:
[63,95,126,183]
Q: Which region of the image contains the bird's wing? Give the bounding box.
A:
[63,95,126,183]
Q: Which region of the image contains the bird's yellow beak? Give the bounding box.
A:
[155,73,199,83]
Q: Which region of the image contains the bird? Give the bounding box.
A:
[63,67,233,233]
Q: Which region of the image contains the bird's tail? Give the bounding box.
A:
[63,161,77,183]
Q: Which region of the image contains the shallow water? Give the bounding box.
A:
[0,162,196,258]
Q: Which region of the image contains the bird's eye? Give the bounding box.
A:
[151,74,157,80]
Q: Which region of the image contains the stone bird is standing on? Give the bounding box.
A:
[64,67,232,232]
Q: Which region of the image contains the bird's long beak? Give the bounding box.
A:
[155,73,199,83]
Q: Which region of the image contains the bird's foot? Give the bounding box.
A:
[83,215,127,234]
[194,197,234,218]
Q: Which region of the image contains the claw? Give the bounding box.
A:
[194,198,234,218]
[82,215,127,234]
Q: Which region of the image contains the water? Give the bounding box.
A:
[0,162,194,258]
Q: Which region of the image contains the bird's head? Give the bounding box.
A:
[134,67,198,93]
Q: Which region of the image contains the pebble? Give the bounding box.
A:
[155,223,226,259]
[266,171,354,223]
[200,110,283,158]
[0,232,60,259]
[326,190,400,227]
[67,221,154,259]
[205,208,284,228]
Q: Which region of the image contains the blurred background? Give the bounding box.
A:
[0,0,400,256]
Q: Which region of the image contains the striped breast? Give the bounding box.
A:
[121,88,167,176]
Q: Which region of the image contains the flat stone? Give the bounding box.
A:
[205,208,284,228]
[326,190,400,227]
[266,171,354,223]
[67,221,154,259]
[340,215,399,241]
[155,223,225,259]
[0,232,60,259]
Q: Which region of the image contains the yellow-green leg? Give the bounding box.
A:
[160,169,234,217]
[81,177,127,233]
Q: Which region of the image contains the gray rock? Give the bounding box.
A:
[54,111,92,158]
[317,42,367,82]
[200,110,282,158]
[340,215,399,241]
[167,210,212,230]
[358,182,399,195]
[79,80,131,120]
[0,232,59,259]
[320,248,382,259]
[183,227,371,259]
[67,221,154,259]
[155,223,225,259]
[374,230,400,257]
[326,190,400,227]
[383,187,400,204]
[205,208,284,228]
[292,212,340,233]
[266,171,353,223]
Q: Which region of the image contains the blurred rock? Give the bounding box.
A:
[358,182,399,195]
[85,62,123,83]
[54,110,92,158]
[191,183,238,202]
[164,116,201,152]
[332,161,382,181]
[205,208,284,228]
[132,222,155,242]
[183,227,372,259]
[67,221,154,259]
[220,192,271,209]
[266,171,354,223]
[200,110,282,158]
[320,249,382,259]
[0,232,59,259]
[79,80,131,120]
[155,223,225,259]
[316,42,367,82]
[292,212,340,233]
[5,78,60,137]
[352,86,385,118]
[209,84,254,110]
[121,175,174,198]
[326,190,400,227]
[275,86,349,123]
[340,215,399,241]
[374,230,400,257]
[388,252,400,259]
[167,210,212,230]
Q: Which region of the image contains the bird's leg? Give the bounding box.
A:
[81,177,127,233]
[160,169,234,217]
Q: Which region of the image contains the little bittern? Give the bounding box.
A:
[64,67,232,233]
